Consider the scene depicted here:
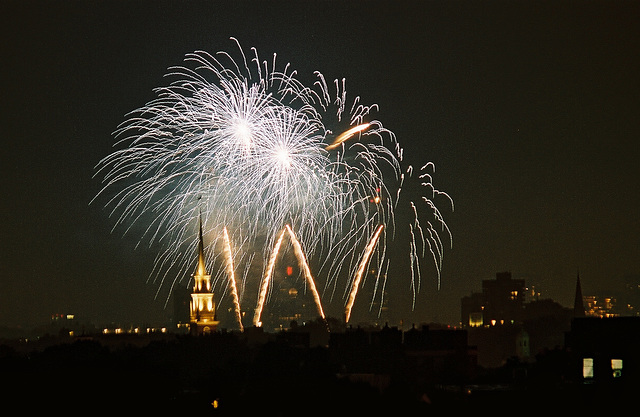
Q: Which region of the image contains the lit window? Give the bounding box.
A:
[611,359,623,378]
[469,312,483,327]
[583,358,594,379]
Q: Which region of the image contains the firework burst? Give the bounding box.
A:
[94,38,452,326]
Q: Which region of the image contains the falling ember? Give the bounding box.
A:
[345,224,384,323]
[325,123,372,150]
[254,228,287,327]
[223,227,243,331]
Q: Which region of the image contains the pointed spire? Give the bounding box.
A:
[196,209,207,277]
[573,269,585,317]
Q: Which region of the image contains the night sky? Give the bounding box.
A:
[1,0,639,328]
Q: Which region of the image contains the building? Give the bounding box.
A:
[261,263,311,331]
[461,271,525,327]
[574,272,585,317]
[329,324,477,390]
[189,214,219,334]
[583,295,619,318]
[565,316,640,386]
[462,271,577,367]
[172,286,191,330]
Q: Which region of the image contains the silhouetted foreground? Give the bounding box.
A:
[2,332,424,415]
[1,323,638,415]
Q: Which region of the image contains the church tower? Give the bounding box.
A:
[189,214,218,334]
[573,270,585,317]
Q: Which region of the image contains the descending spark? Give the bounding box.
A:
[408,222,419,310]
[376,262,390,318]
[222,227,243,331]
[325,122,371,150]
[254,227,286,327]
[285,224,325,320]
[345,224,384,323]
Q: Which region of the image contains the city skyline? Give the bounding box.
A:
[1,0,639,328]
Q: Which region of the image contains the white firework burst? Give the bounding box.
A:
[94,38,452,323]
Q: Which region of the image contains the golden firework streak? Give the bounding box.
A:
[325,123,371,150]
[285,225,325,320]
[253,228,286,327]
[253,225,325,326]
[223,227,244,331]
[345,224,384,323]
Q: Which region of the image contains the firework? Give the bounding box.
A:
[325,122,371,150]
[223,227,243,331]
[94,38,452,326]
[285,224,325,320]
[345,224,384,323]
[254,227,286,327]
[253,224,325,326]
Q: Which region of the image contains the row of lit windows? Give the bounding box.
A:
[191,296,214,312]
[194,278,211,292]
[582,358,623,379]
[468,312,517,327]
[102,327,167,334]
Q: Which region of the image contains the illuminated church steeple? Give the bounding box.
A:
[189,212,218,334]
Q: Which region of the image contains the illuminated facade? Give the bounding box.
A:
[583,295,619,318]
[260,263,312,331]
[461,272,525,327]
[190,215,218,335]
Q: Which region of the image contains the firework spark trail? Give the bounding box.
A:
[223,227,243,331]
[253,225,326,326]
[368,233,388,314]
[408,223,419,310]
[325,123,371,150]
[254,227,286,327]
[345,224,384,323]
[377,262,390,318]
[285,224,325,320]
[239,252,255,304]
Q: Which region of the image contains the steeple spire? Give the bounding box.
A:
[189,208,218,334]
[573,269,585,317]
[196,210,207,277]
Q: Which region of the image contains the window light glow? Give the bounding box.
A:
[583,358,594,379]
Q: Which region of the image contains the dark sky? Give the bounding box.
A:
[1,0,639,328]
